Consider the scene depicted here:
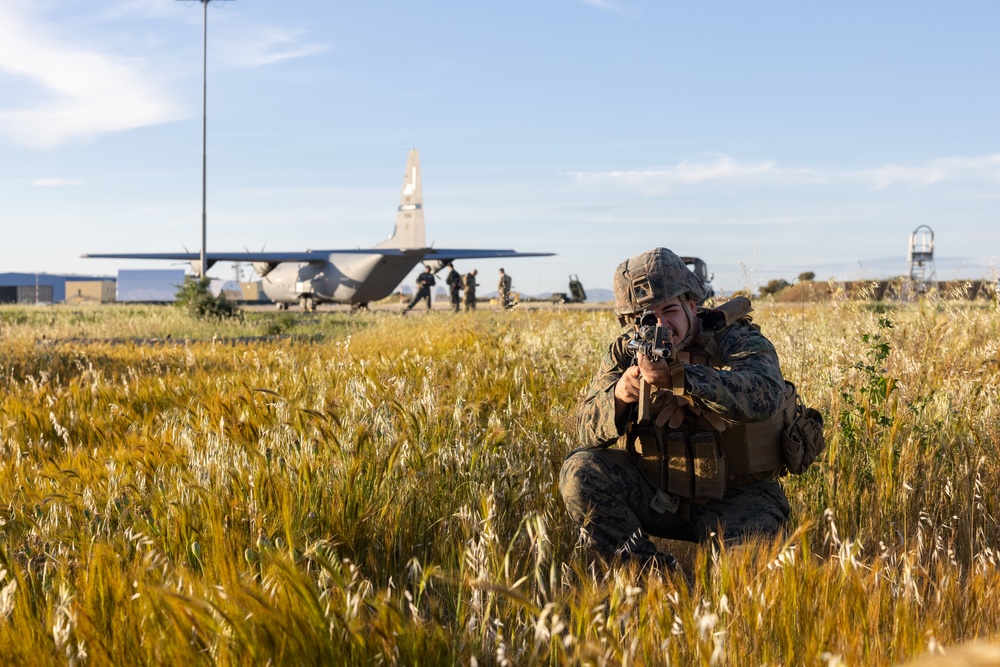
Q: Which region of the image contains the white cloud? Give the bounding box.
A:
[858,154,1000,190]
[580,0,624,12]
[569,155,821,194]
[0,3,182,148]
[0,2,330,149]
[570,153,1000,194]
[217,27,329,68]
[31,178,86,187]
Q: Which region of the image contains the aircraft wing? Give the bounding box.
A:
[81,248,429,262]
[82,248,552,262]
[418,249,555,261]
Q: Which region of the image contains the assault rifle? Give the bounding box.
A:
[626,310,673,425]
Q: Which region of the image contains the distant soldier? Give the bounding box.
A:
[497,268,513,310]
[404,265,436,313]
[445,263,462,313]
[463,269,479,311]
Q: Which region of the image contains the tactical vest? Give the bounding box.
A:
[624,297,824,502]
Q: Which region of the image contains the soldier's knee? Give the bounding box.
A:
[559,450,585,493]
[692,480,791,544]
[560,447,603,476]
[559,448,626,500]
[559,449,600,498]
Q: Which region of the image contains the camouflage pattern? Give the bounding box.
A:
[613,248,707,324]
[560,304,790,553]
[579,315,786,442]
[559,448,790,555]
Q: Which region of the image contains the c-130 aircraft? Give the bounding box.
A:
[84,149,553,310]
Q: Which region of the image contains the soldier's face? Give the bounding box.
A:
[648,297,697,346]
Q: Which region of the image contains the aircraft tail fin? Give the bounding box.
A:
[375,148,427,249]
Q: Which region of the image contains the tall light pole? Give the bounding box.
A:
[179,0,232,278]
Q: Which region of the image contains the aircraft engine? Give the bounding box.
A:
[253,261,280,278]
[423,259,450,273]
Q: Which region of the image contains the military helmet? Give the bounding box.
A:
[613,248,706,324]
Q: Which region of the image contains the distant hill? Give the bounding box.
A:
[584,288,614,303]
[509,287,614,303]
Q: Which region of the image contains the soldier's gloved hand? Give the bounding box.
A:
[653,394,687,429]
[687,403,728,432]
[652,395,728,432]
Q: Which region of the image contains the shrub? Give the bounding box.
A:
[759,278,791,297]
[175,275,240,320]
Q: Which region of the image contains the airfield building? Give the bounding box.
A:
[66,280,117,304]
[0,273,114,304]
[116,269,186,303]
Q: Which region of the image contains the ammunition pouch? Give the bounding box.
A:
[628,426,730,501]
[626,382,825,501]
[780,390,826,474]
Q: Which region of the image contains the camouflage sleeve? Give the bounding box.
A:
[577,335,633,447]
[683,321,786,422]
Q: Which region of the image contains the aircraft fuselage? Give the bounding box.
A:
[257,253,418,306]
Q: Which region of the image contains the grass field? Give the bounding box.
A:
[1,298,998,665]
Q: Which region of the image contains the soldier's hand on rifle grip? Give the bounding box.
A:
[613,365,644,426]
[614,365,643,404]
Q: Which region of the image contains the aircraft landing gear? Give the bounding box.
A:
[277,302,290,311]
[350,302,369,312]
[299,295,317,312]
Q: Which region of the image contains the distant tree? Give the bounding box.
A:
[175,276,240,320]
[797,271,816,282]
[758,278,791,297]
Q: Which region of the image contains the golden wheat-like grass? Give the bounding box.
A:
[0,299,998,664]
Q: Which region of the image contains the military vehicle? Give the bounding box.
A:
[680,256,715,302]
[84,150,554,310]
[547,274,587,303]
[516,274,588,304]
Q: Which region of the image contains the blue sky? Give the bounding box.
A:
[2,0,998,295]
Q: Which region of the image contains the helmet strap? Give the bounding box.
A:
[676,299,697,352]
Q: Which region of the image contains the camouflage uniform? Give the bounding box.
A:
[559,249,791,560]
[498,270,513,310]
[446,267,462,312]
[463,272,479,311]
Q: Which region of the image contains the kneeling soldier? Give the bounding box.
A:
[559,247,795,566]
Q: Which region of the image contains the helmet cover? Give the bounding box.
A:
[613,248,706,324]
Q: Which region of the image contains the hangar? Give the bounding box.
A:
[0,273,113,304]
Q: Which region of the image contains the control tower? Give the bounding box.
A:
[907,225,936,292]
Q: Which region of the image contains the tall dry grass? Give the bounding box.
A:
[0,298,998,664]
